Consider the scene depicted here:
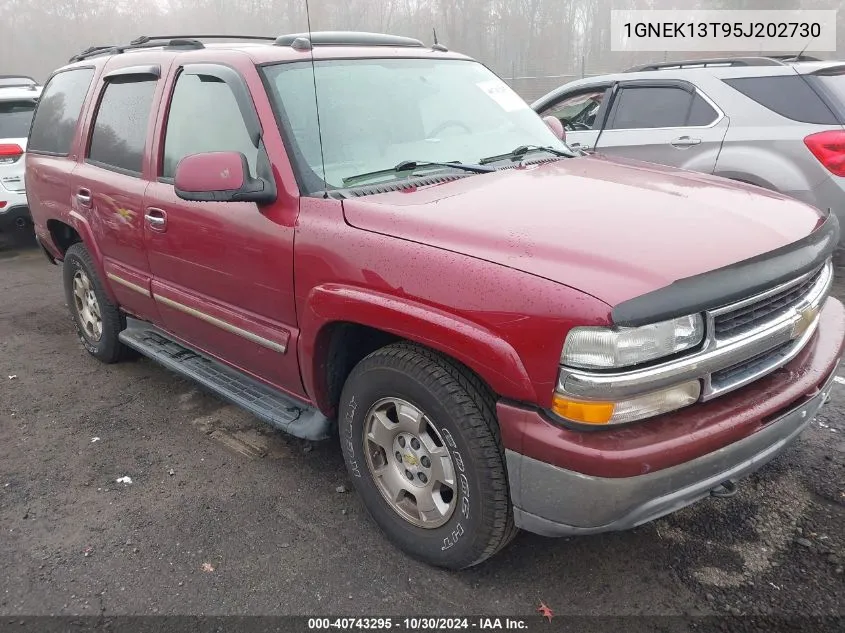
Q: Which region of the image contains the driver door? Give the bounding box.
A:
[536,84,612,153]
[142,63,304,396]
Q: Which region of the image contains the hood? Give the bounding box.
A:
[341,156,826,308]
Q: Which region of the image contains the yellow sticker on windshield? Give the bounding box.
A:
[476,79,528,112]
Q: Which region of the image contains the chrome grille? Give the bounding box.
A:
[713,266,824,339]
[700,260,833,400]
[709,341,793,392]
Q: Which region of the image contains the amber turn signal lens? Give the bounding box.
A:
[552,381,701,426]
[551,393,614,425]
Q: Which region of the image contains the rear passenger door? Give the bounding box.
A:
[595,80,729,172]
[72,67,163,323]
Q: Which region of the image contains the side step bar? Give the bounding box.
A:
[118,317,332,441]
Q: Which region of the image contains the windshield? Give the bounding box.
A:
[0,100,36,139]
[261,58,568,192]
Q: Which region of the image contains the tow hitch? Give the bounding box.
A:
[710,480,738,498]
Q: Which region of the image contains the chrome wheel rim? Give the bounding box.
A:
[72,270,102,342]
[363,397,457,529]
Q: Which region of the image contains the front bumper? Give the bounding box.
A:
[509,364,835,536]
[501,299,845,536]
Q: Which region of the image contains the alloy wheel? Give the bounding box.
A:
[363,397,457,528]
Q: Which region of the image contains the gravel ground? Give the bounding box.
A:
[0,236,843,630]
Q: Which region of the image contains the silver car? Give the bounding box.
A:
[532,56,845,248]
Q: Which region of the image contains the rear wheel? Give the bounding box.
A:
[62,242,126,363]
[338,342,517,569]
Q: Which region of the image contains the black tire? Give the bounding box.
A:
[62,242,126,363]
[338,342,518,569]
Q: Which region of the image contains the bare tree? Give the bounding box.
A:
[0,0,841,97]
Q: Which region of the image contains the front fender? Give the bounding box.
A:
[300,284,536,410]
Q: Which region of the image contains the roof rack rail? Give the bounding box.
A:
[625,57,785,72]
[767,54,823,62]
[274,31,425,49]
[68,37,209,63]
[0,74,36,83]
[0,75,38,89]
[68,35,279,63]
[130,34,277,45]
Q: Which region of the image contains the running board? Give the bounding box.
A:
[118,318,331,441]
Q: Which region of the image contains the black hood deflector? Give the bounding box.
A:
[612,210,839,327]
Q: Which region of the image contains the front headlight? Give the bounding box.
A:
[552,381,701,425]
[561,314,704,370]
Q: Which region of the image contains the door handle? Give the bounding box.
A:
[76,188,92,207]
[569,142,591,150]
[671,136,702,148]
[145,208,167,231]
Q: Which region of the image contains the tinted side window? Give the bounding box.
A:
[28,68,94,155]
[723,76,837,125]
[162,73,257,179]
[0,100,37,138]
[809,73,845,124]
[687,94,719,126]
[608,87,692,129]
[88,78,157,174]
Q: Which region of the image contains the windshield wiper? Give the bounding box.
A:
[480,144,574,165]
[342,159,494,187]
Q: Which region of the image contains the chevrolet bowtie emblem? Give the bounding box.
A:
[792,305,819,340]
[403,453,418,466]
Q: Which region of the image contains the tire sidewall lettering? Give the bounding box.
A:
[441,521,464,551]
[440,425,470,551]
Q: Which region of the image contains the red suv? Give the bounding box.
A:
[26,32,844,569]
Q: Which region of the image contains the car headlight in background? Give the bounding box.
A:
[561,314,704,370]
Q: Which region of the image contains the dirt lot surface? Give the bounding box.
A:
[1,237,843,630]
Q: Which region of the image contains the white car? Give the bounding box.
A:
[0,76,41,240]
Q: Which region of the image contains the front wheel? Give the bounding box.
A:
[338,343,517,569]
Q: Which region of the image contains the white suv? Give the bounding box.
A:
[0,76,41,240]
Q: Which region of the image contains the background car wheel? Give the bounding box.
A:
[338,342,517,569]
[62,242,126,363]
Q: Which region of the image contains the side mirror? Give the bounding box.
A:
[174,151,276,205]
[542,115,566,142]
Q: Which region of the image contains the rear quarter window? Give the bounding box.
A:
[722,75,838,125]
[0,100,37,139]
[806,71,845,124]
[28,68,95,155]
